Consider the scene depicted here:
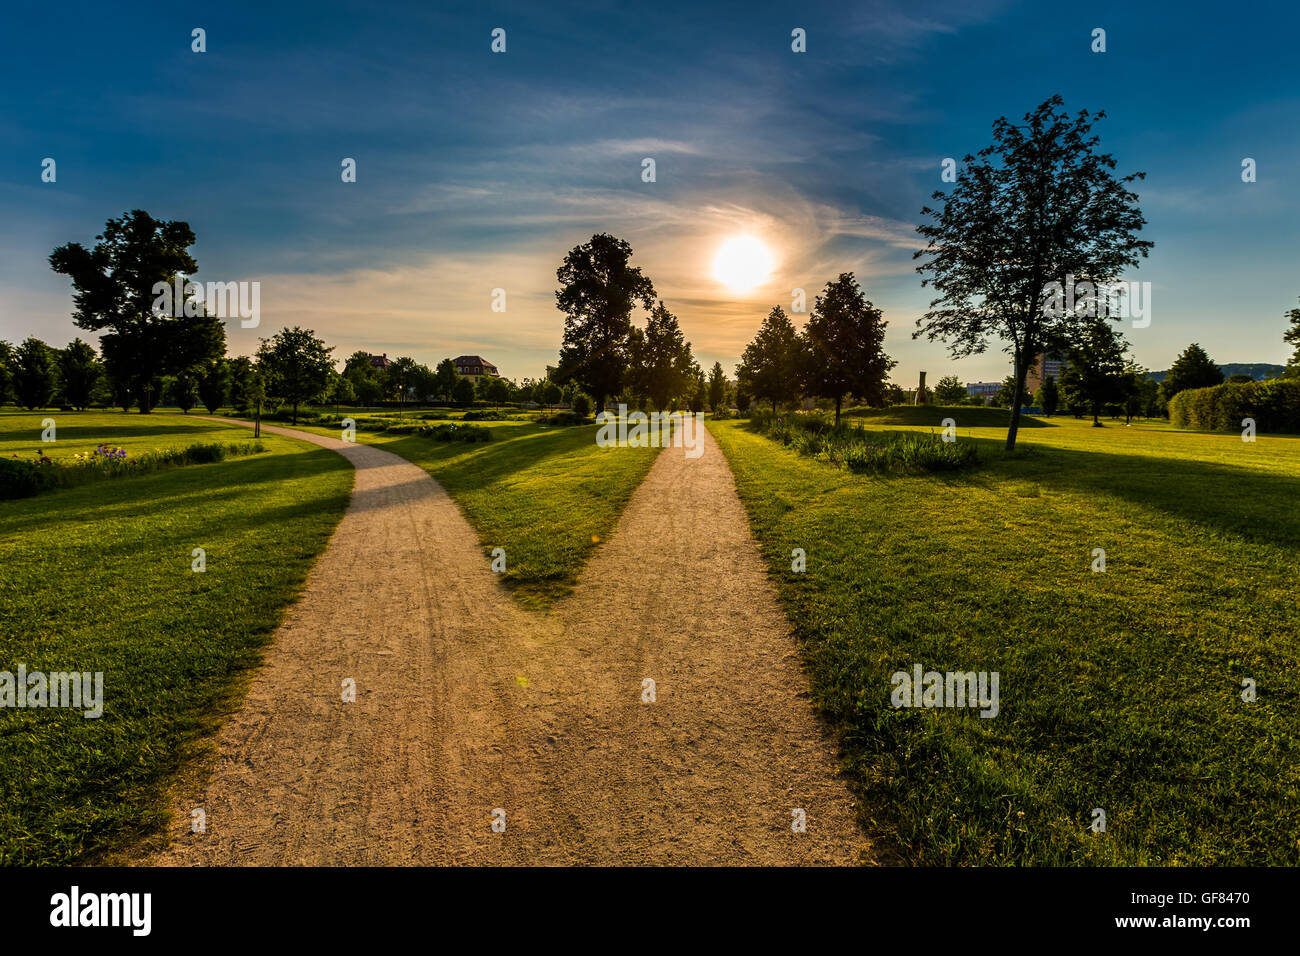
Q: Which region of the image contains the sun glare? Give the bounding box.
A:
[712,236,774,293]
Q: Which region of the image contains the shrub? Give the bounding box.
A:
[461,409,506,421]
[572,394,592,418]
[1,441,266,501]
[750,411,980,475]
[1168,378,1300,433]
[536,411,588,427]
[0,455,55,500]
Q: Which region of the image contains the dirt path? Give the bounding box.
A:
[157,417,869,865]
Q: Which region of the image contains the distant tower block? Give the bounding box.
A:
[914,370,929,405]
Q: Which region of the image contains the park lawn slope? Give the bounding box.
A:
[0,412,352,865]
[290,417,660,610]
[710,412,1300,865]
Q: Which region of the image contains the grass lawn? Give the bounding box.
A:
[288,415,660,609]
[0,410,352,865]
[710,407,1300,865]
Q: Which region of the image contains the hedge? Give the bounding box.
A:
[1168,377,1300,433]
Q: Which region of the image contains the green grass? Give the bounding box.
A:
[711,406,1300,865]
[0,411,352,865]
[289,416,660,609]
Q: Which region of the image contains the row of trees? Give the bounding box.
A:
[732,273,895,425]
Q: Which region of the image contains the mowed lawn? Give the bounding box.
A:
[710,408,1300,865]
[289,414,661,609]
[0,410,352,865]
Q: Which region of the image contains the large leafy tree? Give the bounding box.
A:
[801,273,896,425]
[12,338,60,410]
[256,327,334,424]
[1059,316,1129,424]
[58,338,102,410]
[554,233,656,413]
[632,302,696,410]
[1159,342,1223,405]
[914,95,1152,450]
[737,306,803,415]
[49,210,226,412]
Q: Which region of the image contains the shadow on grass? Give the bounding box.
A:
[736,418,1300,546]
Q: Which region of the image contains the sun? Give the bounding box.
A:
[712,236,774,293]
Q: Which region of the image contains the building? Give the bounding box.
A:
[966,381,1001,399]
[1025,352,1069,395]
[453,355,499,382]
[368,353,392,371]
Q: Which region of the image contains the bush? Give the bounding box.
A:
[572,394,592,418]
[0,455,55,500]
[536,411,588,427]
[1,441,266,501]
[461,409,506,421]
[1168,378,1300,433]
[750,411,980,474]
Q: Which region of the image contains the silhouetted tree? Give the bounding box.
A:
[555,233,656,413]
[914,96,1152,450]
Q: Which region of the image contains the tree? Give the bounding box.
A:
[541,380,562,409]
[554,233,657,413]
[387,356,419,417]
[12,338,60,410]
[631,302,696,410]
[452,376,475,405]
[1035,374,1060,416]
[914,96,1152,450]
[933,374,967,405]
[1285,296,1300,375]
[486,375,511,406]
[737,306,803,415]
[707,362,728,411]
[0,341,14,406]
[433,358,460,400]
[58,338,102,410]
[1119,359,1157,424]
[198,360,230,414]
[993,375,1019,408]
[1059,316,1128,424]
[800,274,896,424]
[170,371,200,413]
[49,210,226,412]
[1159,342,1223,406]
[256,327,334,424]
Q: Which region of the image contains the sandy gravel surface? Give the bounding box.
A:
[157,418,869,865]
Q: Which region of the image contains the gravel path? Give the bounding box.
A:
[157,417,869,865]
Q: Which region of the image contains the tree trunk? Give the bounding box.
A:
[1005,353,1027,452]
[771,399,777,415]
[293,401,299,425]
[834,394,842,427]
[254,401,262,438]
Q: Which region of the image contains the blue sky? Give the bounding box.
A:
[2,0,1298,384]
